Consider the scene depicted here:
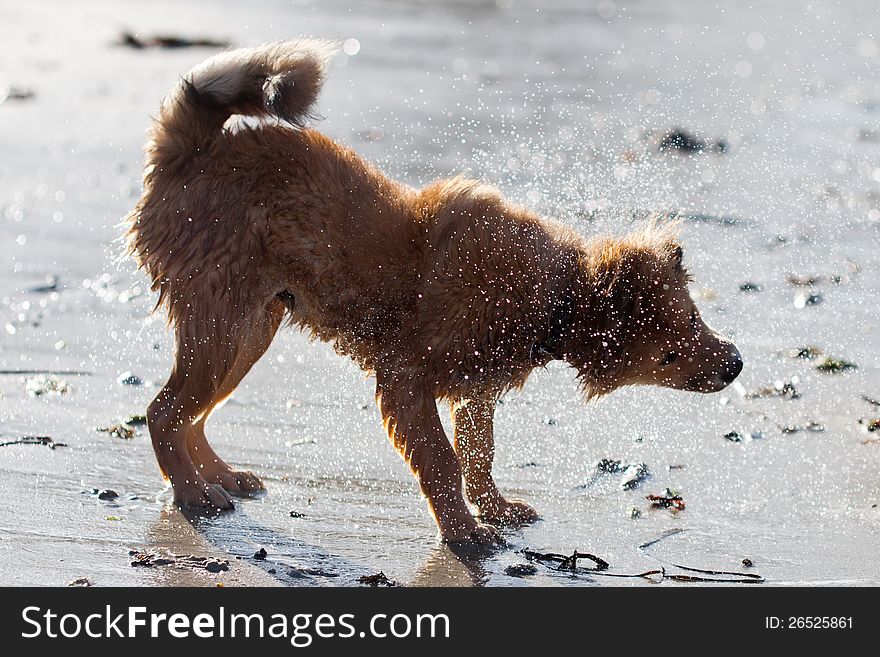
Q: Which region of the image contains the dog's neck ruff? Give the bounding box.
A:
[530,290,576,364]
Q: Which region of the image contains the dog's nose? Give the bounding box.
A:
[721,349,743,383]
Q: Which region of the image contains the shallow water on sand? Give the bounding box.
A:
[1,0,879,586]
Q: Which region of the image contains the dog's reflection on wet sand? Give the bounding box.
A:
[143,505,494,587]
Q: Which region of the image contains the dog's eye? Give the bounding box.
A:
[660,351,678,366]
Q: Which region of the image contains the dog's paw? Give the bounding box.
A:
[468,522,506,546]
[210,470,265,495]
[174,481,235,514]
[442,521,505,548]
[479,499,539,527]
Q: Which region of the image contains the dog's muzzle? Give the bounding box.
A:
[686,346,743,393]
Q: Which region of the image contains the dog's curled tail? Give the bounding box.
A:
[144,39,336,173]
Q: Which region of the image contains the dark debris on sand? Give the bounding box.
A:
[594,458,651,490]
[788,345,823,360]
[675,212,741,226]
[646,489,686,511]
[787,274,824,287]
[357,572,398,587]
[117,32,231,50]
[859,418,880,433]
[794,291,823,308]
[0,85,35,104]
[521,539,763,583]
[522,549,609,572]
[129,549,229,573]
[724,430,764,443]
[96,423,137,440]
[814,356,858,373]
[656,128,728,154]
[746,378,801,400]
[91,488,119,500]
[288,567,339,579]
[504,564,539,578]
[67,577,93,587]
[116,371,144,386]
[125,414,148,427]
[779,421,825,435]
[0,435,66,449]
[27,275,60,293]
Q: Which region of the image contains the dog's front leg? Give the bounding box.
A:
[451,398,539,526]
[376,374,503,546]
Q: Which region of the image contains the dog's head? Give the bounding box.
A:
[560,223,742,399]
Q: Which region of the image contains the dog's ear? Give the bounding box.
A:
[671,244,684,272]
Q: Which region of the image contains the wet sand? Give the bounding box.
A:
[1,0,879,586]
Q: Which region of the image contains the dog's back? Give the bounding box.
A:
[125,41,434,356]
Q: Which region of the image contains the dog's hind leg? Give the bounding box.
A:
[148,302,276,512]
[148,327,238,513]
[187,300,284,495]
[376,373,503,546]
[451,398,539,526]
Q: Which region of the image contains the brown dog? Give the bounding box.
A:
[125,41,742,545]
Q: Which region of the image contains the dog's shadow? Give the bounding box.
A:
[144,503,492,587]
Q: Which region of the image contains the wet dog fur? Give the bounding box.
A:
[125,40,742,545]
